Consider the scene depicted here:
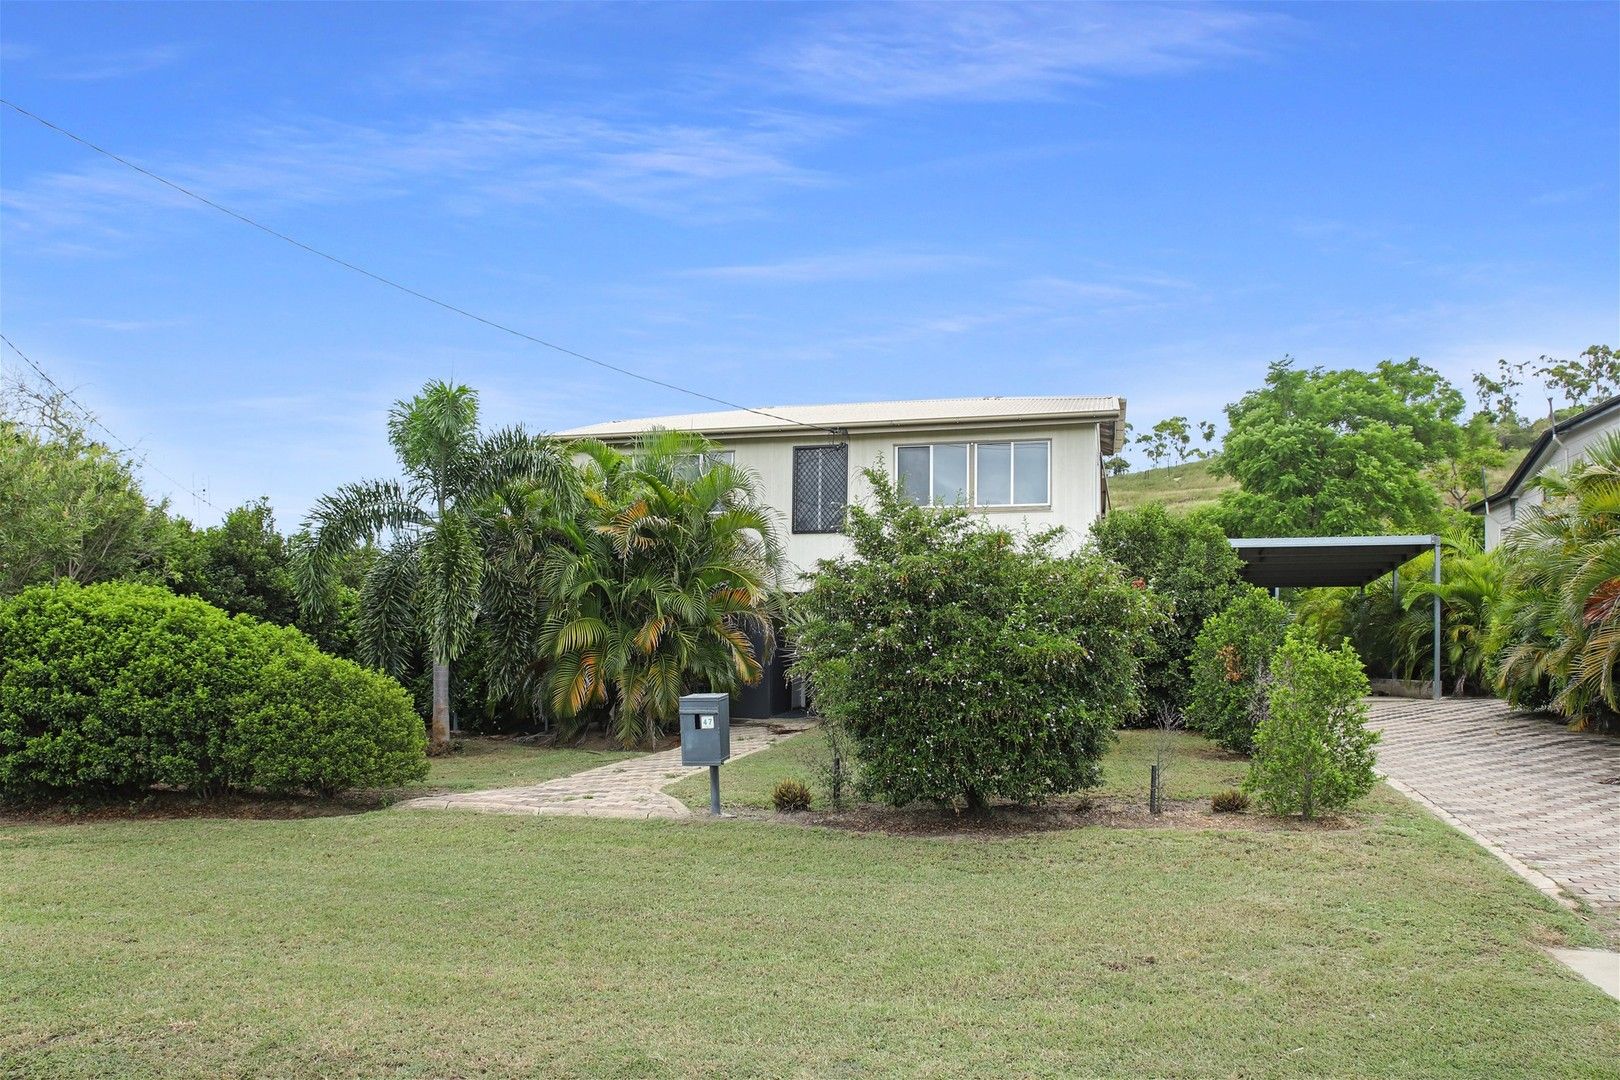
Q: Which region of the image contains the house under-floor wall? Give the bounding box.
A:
[1228,535,1444,700]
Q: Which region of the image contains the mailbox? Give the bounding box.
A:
[679,692,731,766]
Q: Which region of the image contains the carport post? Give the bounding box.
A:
[1432,539,1442,700]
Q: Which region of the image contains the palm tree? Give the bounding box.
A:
[1393,532,1503,695]
[516,429,787,747]
[1495,432,1620,722]
[295,380,575,753]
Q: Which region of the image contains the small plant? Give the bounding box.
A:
[1244,634,1379,820]
[817,716,856,809]
[1211,789,1250,813]
[1188,588,1291,754]
[771,778,813,813]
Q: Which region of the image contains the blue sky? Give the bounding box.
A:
[2,2,1616,525]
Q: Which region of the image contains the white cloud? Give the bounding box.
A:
[683,247,983,283]
[48,44,190,82]
[1,106,841,249]
[768,2,1281,105]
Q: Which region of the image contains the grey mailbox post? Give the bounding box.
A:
[679,692,731,816]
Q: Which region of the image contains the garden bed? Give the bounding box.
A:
[731,795,1359,839]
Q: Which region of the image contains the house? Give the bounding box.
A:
[559,394,1127,716]
[1469,394,1620,550]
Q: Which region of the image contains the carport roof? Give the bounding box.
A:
[1228,535,1439,589]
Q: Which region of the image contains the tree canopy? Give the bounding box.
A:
[1211,358,1466,536]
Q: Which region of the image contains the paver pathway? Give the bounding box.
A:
[395,720,810,820]
[1367,697,1620,916]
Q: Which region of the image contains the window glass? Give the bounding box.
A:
[1013,441,1049,504]
[897,445,931,504]
[933,443,969,505]
[976,442,1011,506]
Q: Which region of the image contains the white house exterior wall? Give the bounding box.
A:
[1482,412,1620,550]
[713,421,1104,580]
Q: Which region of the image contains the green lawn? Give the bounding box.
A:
[404,737,638,795]
[669,728,1248,812]
[3,733,1616,1078]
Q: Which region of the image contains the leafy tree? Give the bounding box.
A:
[0,410,173,597]
[1536,345,1619,409]
[1244,634,1378,819]
[1153,416,1195,465]
[1492,432,1620,723]
[1187,588,1291,753]
[1197,420,1218,450]
[1212,358,1466,536]
[296,380,575,753]
[1471,357,1528,426]
[169,500,368,661]
[1104,455,1131,477]
[1428,412,1508,509]
[1088,505,1244,723]
[171,498,299,624]
[516,430,788,747]
[794,468,1154,811]
[1140,429,1170,470]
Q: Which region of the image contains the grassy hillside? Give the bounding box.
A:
[1109,458,1234,514]
[1109,454,1525,516]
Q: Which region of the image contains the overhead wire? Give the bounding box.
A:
[0,98,844,438]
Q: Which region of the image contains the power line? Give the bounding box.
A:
[0,332,224,513]
[0,98,842,438]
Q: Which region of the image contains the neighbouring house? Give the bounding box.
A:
[558,395,1127,715]
[1469,394,1620,550]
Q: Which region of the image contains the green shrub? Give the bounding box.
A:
[1244,634,1378,819]
[1210,788,1250,813]
[1188,588,1291,753]
[1087,505,1244,724]
[771,778,813,813]
[0,582,427,800]
[793,469,1155,811]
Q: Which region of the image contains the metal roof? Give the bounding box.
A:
[557,395,1125,449]
[1466,394,1620,512]
[1229,535,1439,588]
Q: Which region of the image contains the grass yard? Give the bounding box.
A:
[668,728,1247,812]
[3,733,1617,1078]
[405,737,639,795]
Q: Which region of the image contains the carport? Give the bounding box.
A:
[1228,535,1443,699]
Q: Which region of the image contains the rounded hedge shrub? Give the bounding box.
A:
[1187,587,1292,754]
[0,582,427,800]
[794,470,1156,811]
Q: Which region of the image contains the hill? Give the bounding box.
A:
[1108,454,1523,516]
[1108,458,1233,514]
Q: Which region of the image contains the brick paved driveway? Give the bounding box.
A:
[1367,697,1620,916]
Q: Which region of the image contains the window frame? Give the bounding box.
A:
[973,439,1052,508]
[895,441,971,508]
[791,443,849,534]
[894,438,1053,510]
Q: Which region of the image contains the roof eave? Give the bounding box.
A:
[567,405,1125,444]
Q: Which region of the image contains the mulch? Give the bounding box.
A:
[753,796,1361,839]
